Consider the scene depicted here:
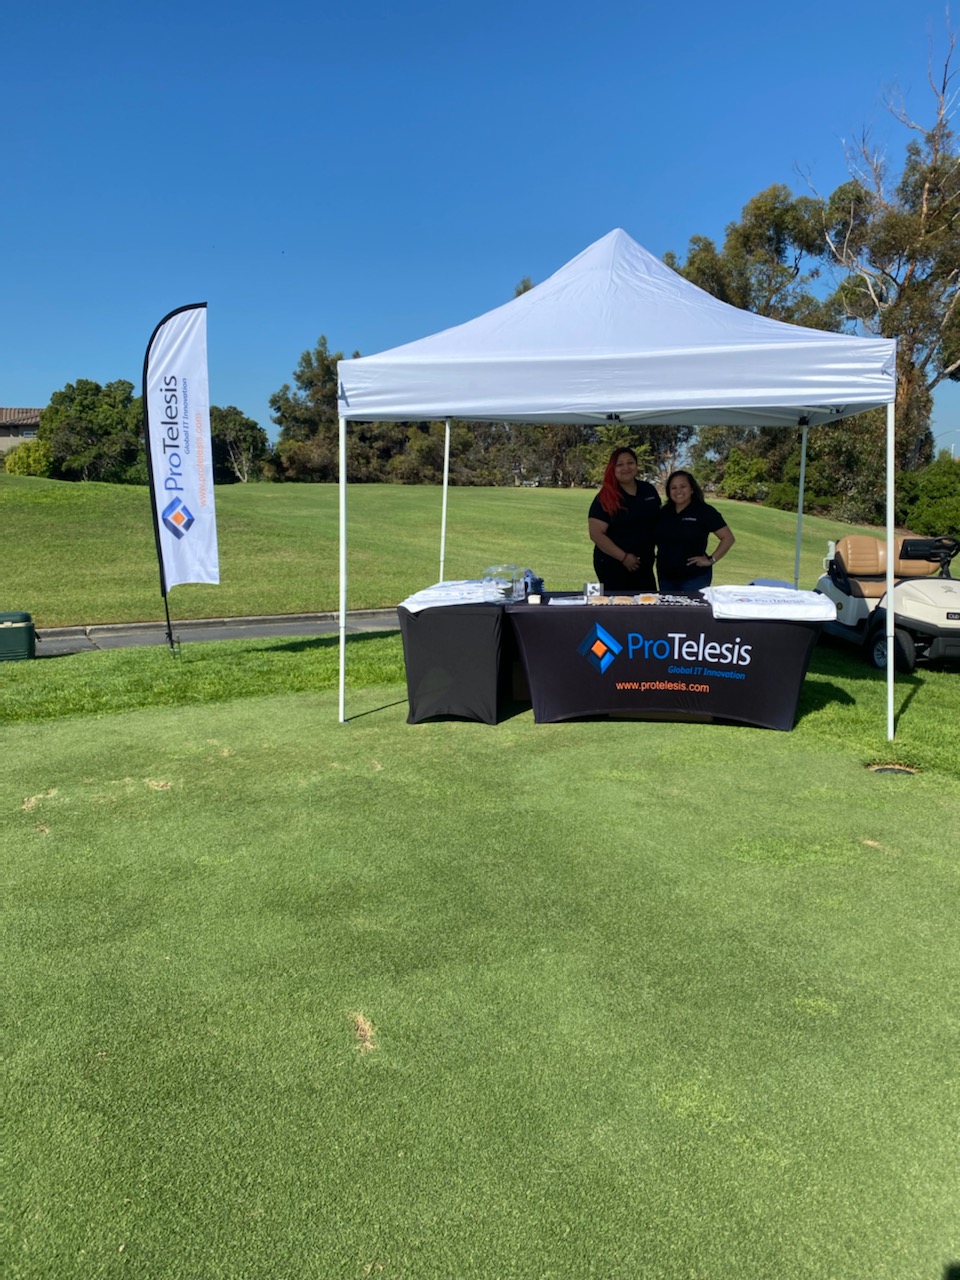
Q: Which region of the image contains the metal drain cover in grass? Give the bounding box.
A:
[869,764,917,776]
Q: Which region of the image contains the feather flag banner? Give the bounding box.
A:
[143,304,219,592]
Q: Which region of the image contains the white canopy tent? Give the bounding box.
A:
[336,229,900,733]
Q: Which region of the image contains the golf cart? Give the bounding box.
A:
[815,533,960,672]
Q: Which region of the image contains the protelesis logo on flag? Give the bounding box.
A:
[161,496,196,539]
[578,622,622,674]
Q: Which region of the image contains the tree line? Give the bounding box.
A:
[3,382,270,488]
[4,30,957,534]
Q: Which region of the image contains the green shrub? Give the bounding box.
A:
[766,482,799,512]
[897,454,960,535]
[4,438,54,477]
[718,449,767,501]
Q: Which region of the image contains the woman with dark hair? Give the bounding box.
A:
[587,448,661,591]
[655,470,735,594]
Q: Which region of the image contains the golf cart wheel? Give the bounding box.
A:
[868,627,916,673]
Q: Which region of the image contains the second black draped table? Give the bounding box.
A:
[397,602,526,724]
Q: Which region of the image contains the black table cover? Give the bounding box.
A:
[398,603,523,724]
[506,598,821,730]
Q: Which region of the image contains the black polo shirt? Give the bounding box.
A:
[655,501,726,583]
[589,482,661,566]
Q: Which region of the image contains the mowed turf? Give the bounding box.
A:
[5,689,959,1280]
[3,475,959,1278]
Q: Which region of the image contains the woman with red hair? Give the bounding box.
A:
[587,447,661,591]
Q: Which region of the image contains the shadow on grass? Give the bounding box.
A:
[401,697,532,727]
[249,630,400,656]
[345,697,410,721]
[892,681,924,733]
[810,636,883,681]
[811,633,940,685]
[797,638,929,731]
[806,640,931,686]
[794,678,855,723]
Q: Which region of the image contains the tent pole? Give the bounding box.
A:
[338,415,347,724]
[439,419,451,582]
[886,401,896,741]
[793,419,809,589]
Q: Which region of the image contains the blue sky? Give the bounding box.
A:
[2,0,957,454]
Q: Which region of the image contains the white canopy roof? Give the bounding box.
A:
[337,228,896,428]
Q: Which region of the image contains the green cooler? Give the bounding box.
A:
[0,612,36,661]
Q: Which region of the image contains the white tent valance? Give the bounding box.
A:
[337,228,896,426]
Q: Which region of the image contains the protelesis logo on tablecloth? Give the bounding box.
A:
[578,622,754,678]
[578,623,622,674]
[161,496,196,540]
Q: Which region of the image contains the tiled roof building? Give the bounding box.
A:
[0,408,42,453]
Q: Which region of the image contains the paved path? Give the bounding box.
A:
[35,610,400,658]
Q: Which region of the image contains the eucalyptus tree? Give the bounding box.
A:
[269,335,344,481]
[815,33,958,470]
[675,30,958,520]
[663,189,836,499]
[209,406,270,483]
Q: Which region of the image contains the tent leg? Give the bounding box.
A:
[886,402,896,741]
[793,420,809,589]
[439,419,451,582]
[338,416,347,724]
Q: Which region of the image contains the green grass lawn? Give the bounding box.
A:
[3,475,959,1279]
[2,473,880,627]
[5,683,959,1279]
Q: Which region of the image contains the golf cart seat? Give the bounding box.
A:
[832,536,888,598]
[832,534,941,599]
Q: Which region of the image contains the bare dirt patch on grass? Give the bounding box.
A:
[350,1012,378,1054]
